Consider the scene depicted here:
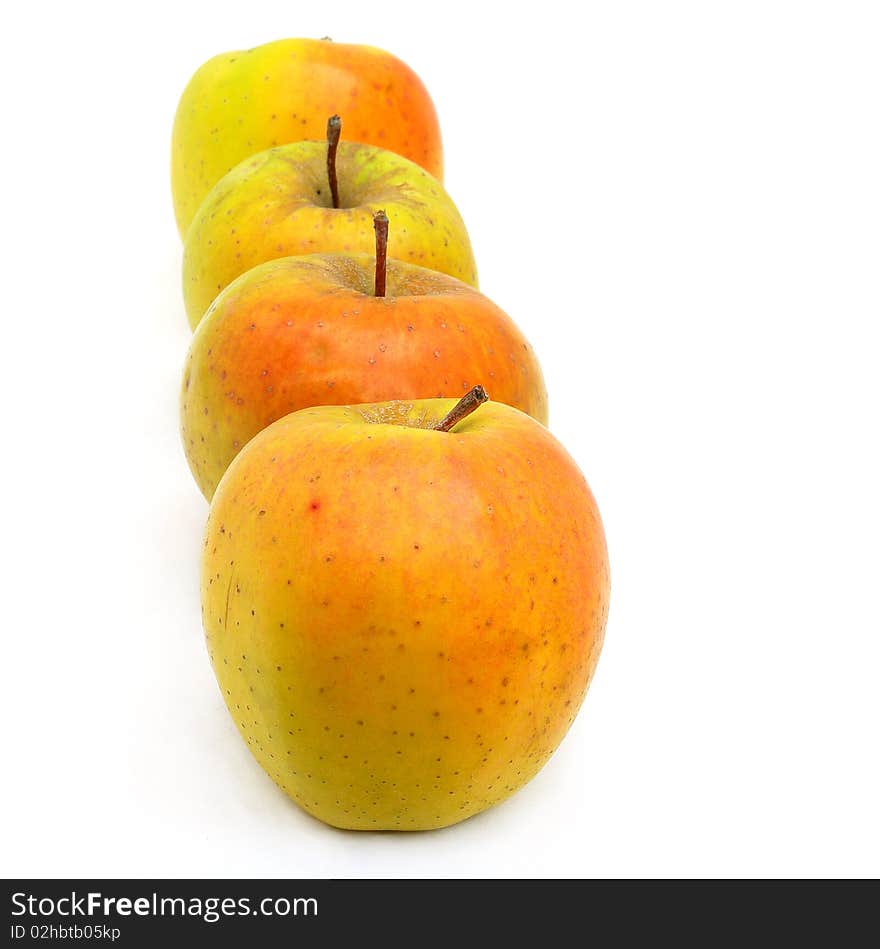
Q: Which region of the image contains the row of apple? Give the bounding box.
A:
[171,37,609,831]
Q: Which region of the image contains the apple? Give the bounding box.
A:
[181,212,547,499]
[201,389,609,830]
[182,118,476,329]
[171,37,443,237]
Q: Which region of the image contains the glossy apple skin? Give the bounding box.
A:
[172,37,444,237]
[181,255,547,499]
[182,140,476,329]
[201,398,609,831]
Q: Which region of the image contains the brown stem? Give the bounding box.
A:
[373,210,388,297]
[432,386,489,432]
[326,115,341,209]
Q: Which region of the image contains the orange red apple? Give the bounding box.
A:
[181,223,547,499]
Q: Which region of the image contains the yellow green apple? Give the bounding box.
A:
[201,391,609,830]
[181,213,546,499]
[182,127,476,329]
[171,37,444,237]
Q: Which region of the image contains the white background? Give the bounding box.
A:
[2,1,878,878]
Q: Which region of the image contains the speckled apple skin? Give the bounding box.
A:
[182,140,476,328]
[172,37,444,237]
[201,399,609,831]
[181,255,548,500]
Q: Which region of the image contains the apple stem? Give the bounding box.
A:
[373,210,389,297]
[327,114,341,209]
[432,386,489,432]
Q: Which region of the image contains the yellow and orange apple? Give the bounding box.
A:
[171,37,443,237]
[182,132,476,329]
[201,391,609,830]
